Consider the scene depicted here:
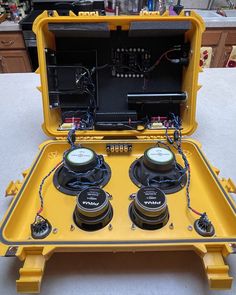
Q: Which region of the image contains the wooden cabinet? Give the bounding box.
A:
[0,50,31,73]
[202,28,236,68]
[219,46,233,67]
[0,32,32,73]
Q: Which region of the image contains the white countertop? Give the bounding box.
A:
[0,20,20,32]
[193,9,236,27]
[0,68,236,294]
[0,10,236,32]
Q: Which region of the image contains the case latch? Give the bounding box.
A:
[202,246,233,289]
[16,254,46,293]
[5,180,22,197]
[220,178,236,194]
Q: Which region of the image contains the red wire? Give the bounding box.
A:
[189,207,202,216]
[152,49,179,68]
[37,207,43,215]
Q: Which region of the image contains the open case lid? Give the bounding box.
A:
[33,10,205,139]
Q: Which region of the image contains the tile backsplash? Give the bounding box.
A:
[182,0,236,9]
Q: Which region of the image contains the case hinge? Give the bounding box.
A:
[55,136,104,141]
[139,11,160,16]
[78,11,99,17]
[136,135,166,140]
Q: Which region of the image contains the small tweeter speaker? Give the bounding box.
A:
[73,187,113,231]
[129,186,169,230]
[64,147,97,172]
[143,147,175,171]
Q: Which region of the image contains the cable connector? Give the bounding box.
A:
[31,215,52,239]
[67,125,77,147]
[194,213,215,237]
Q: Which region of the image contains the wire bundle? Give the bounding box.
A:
[164,113,204,217]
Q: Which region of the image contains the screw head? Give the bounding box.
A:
[169,223,174,230]
[188,225,193,231]
[108,224,113,231]
[131,223,136,230]
[70,225,75,231]
[129,194,135,200]
[53,228,58,234]
[107,193,112,200]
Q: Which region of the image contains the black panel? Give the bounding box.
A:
[46,25,189,127]
[48,23,110,38]
[129,21,191,37]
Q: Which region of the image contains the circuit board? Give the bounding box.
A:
[111,48,151,78]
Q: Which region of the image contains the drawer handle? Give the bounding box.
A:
[1,40,14,46]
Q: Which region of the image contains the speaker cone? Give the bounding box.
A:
[129,147,187,194]
[53,147,111,195]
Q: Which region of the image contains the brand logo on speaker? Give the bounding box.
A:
[144,201,161,205]
[83,201,99,206]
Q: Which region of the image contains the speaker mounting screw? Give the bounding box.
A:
[129,194,135,200]
[131,223,136,230]
[53,228,58,234]
[169,223,174,230]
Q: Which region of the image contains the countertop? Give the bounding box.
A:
[193,9,236,28]
[0,20,20,32]
[0,9,236,32]
[0,68,236,294]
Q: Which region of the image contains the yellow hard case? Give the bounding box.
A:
[0,10,236,293]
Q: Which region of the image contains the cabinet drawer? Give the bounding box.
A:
[225,31,236,45]
[0,32,25,49]
[202,31,221,46]
[0,50,31,73]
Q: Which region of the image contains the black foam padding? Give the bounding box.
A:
[129,21,191,37]
[48,22,110,38]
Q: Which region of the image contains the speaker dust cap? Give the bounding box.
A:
[74,187,113,231]
[64,147,97,172]
[129,186,169,230]
[77,187,109,218]
[143,147,175,172]
[134,186,167,218]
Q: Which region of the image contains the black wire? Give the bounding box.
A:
[36,161,63,217]
[165,113,204,217]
